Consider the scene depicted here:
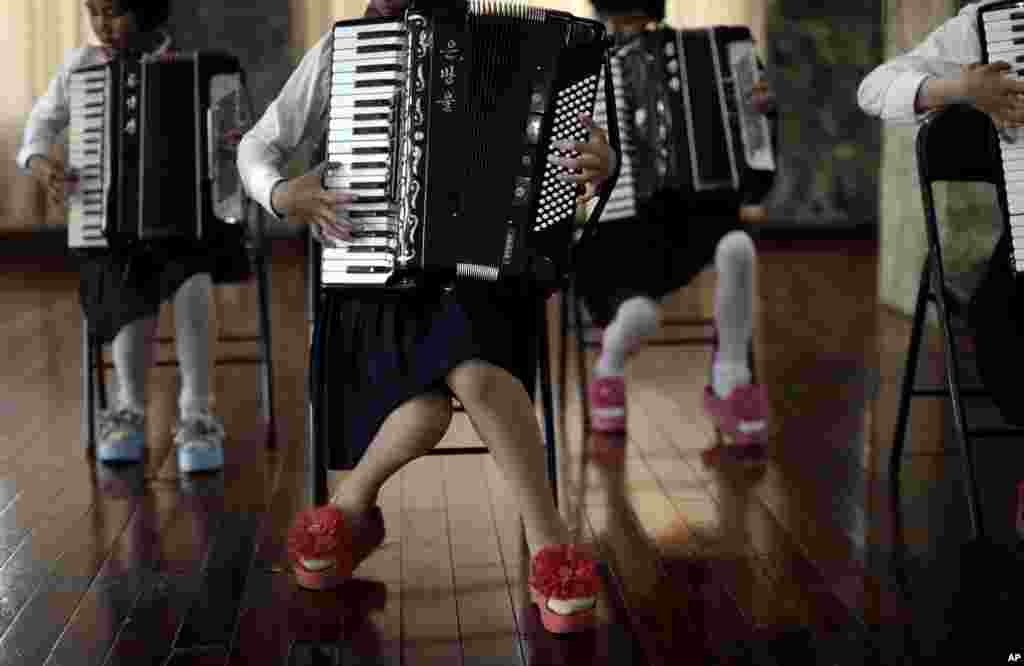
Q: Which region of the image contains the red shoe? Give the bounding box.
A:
[528,544,601,634]
[589,432,627,465]
[588,375,626,433]
[703,383,769,445]
[287,505,386,590]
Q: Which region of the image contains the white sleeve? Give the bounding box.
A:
[237,32,332,219]
[857,6,981,124]
[16,58,73,171]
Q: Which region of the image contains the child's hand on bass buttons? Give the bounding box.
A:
[547,113,616,204]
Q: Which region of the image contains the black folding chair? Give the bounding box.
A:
[82,198,278,453]
[890,104,1024,541]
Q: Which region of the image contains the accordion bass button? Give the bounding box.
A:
[669,77,680,91]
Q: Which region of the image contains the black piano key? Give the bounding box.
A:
[353,112,392,122]
[350,195,389,204]
[352,127,389,135]
[355,63,403,74]
[355,78,403,88]
[350,230,396,238]
[346,266,391,273]
[356,30,405,39]
[350,162,389,170]
[356,44,403,54]
[349,146,390,154]
[348,210,392,219]
[353,99,391,108]
[1015,24,1024,33]
[1015,38,1024,45]
[348,181,387,190]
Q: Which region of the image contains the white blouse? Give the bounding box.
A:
[236,32,333,219]
[856,1,1000,124]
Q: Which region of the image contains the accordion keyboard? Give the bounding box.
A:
[320,21,405,286]
[981,4,1024,271]
[68,68,111,249]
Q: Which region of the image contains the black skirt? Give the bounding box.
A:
[574,189,743,326]
[311,277,541,470]
[78,221,251,345]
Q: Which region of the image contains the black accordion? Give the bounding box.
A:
[318,1,616,288]
[593,26,776,222]
[67,50,249,250]
[978,1,1024,272]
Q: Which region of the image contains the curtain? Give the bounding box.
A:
[1,1,92,231]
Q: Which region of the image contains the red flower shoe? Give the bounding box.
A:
[703,382,769,446]
[588,375,626,433]
[287,505,386,590]
[528,544,600,634]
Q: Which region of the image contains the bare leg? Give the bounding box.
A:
[330,391,453,515]
[447,360,571,556]
[111,317,158,411]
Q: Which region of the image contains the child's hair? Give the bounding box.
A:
[590,0,665,21]
[115,0,172,33]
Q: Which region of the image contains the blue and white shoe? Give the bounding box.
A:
[174,412,225,473]
[96,407,146,463]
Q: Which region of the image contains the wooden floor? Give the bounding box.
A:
[0,237,967,666]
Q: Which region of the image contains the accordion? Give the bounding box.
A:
[979,1,1024,272]
[318,1,615,288]
[67,50,249,250]
[593,26,776,222]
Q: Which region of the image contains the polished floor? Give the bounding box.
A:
[4,237,1015,665]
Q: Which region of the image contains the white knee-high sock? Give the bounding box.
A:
[595,296,660,376]
[712,230,756,397]
[174,274,214,419]
[112,317,158,413]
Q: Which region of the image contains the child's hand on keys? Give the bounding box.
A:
[272,161,354,242]
[749,79,776,115]
[961,62,1024,128]
[548,113,617,205]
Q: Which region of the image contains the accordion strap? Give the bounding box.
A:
[576,48,620,250]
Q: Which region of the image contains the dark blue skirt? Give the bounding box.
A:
[311,278,540,470]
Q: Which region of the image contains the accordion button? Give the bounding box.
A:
[667,59,678,73]
[664,42,675,56]
[669,77,680,91]
[124,119,137,135]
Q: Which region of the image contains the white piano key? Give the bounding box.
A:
[327,140,391,155]
[320,272,393,286]
[328,92,395,108]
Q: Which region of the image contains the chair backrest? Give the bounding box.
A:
[916,105,1002,186]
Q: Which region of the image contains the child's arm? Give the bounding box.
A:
[237,32,351,241]
[857,5,1024,125]
[17,64,76,204]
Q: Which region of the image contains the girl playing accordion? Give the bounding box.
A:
[17,0,249,473]
[575,0,776,452]
[237,0,616,634]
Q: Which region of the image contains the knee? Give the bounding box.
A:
[412,392,454,443]
[447,361,522,409]
[715,230,756,269]
[615,296,660,330]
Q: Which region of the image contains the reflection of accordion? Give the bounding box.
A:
[67,51,249,250]
[594,26,776,222]
[318,1,614,289]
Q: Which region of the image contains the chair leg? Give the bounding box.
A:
[890,256,931,497]
[308,294,329,507]
[538,297,558,508]
[572,281,591,429]
[95,338,107,411]
[558,288,569,438]
[254,247,277,448]
[82,320,96,456]
[933,268,985,540]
